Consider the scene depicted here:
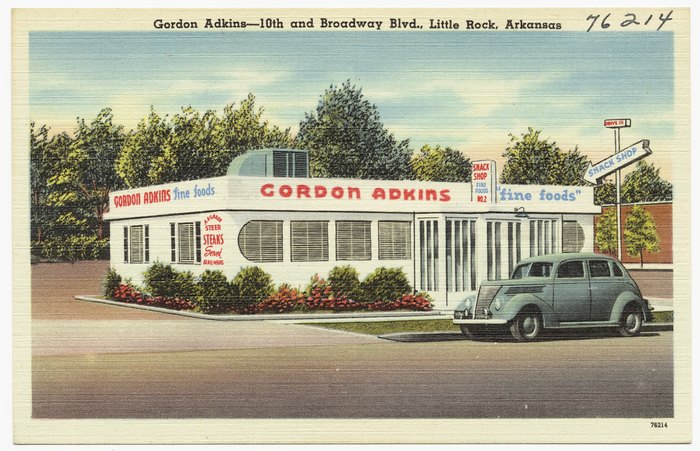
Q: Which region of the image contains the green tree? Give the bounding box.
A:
[147,107,227,184]
[595,208,618,257]
[410,144,472,182]
[296,81,413,180]
[594,181,616,206]
[49,109,125,239]
[500,128,589,185]
[30,122,54,243]
[593,161,673,206]
[216,93,294,164]
[117,96,294,188]
[624,205,660,268]
[117,107,172,188]
[621,160,673,203]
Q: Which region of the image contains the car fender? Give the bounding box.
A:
[609,292,652,322]
[500,294,560,328]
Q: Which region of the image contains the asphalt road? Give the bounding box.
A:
[33,329,673,419]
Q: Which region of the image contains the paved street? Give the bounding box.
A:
[30,262,674,419]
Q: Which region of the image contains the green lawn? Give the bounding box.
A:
[309,311,672,336]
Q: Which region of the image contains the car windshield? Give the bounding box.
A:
[511,262,553,279]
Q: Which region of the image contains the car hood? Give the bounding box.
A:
[479,277,551,288]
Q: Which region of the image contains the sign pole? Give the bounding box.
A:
[614,127,622,260]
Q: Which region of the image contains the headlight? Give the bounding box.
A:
[493,297,503,311]
[465,298,473,311]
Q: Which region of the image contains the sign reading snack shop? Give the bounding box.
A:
[471,160,497,203]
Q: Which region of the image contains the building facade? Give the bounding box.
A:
[105,151,601,310]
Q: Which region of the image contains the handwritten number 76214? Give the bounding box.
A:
[586,11,673,32]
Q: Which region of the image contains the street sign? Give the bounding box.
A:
[583,139,651,184]
[604,118,632,128]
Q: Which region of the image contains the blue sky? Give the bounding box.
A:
[29,30,676,175]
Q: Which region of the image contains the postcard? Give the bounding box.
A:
[12,7,691,444]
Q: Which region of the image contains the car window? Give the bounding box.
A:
[528,262,552,277]
[612,262,624,277]
[589,260,611,278]
[556,260,585,279]
[511,263,529,279]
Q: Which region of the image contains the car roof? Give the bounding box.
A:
[517,252,618,265]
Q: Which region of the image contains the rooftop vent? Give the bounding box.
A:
[226,148,309,178]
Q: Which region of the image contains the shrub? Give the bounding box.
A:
[174,271,198,302]
[231,266,274,307]
[103,267,122,298]
[143,262,180,298]
[359,267,412,302]
[195,270,234,313]
[40,235,109,262]
[328,265,361,300]
[366,293,433,312]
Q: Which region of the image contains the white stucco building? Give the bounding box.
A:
[105,149,600,310]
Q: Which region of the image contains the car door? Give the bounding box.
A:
[588,259,618,321]
[552,259,590,322]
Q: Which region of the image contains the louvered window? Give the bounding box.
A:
[238,221,283,262]
[336,221,371,261]
[171,221,201,264]
[272,150,309,178]
[124,224,149,264]
[562,221,585,253]
[291,221,328,262]
[378,221,411,260]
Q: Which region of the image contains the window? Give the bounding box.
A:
[123,225,149,264]
[291,221,328,262]
[238,221,283,263]
[612,262,624,277]
[528,262,553,278]
[273,150,308,178]
[170,221,202,264]
[563,221,585,253]
[378,221,412,260]
[530,219,558,256]
[589,260,611,278]
[445,219,477,292]
[336,221,371,261]
[556,260,585,279]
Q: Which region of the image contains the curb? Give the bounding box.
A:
[74,295,444,322]
[380,322,673,342]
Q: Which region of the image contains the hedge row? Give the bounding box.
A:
[103,264,432,314]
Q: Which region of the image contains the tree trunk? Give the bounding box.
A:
[639,249,644,269]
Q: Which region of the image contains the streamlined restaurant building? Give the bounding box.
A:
[105,149,600,310]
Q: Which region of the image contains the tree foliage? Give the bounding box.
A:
[48,109,125,239]
[594,208,618,257]
[624,205,660,267]
[594,160,673,205]
[411,144,472,182]
[296,81,412,180]
[500,128,588,185]
[116,95,293,187]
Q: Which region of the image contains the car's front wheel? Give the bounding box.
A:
[618,304,643,337]
[509,310,542,342]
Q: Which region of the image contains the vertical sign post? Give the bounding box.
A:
[603,118,632,259]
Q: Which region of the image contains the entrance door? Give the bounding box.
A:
[418,219,439,291]
[445,219,477,293]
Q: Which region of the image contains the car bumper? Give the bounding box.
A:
[453,319,508,325]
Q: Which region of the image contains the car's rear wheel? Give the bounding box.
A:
[618,304,643,337]
[509,310,542,342]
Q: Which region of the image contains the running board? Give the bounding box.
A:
[551,321,620,329]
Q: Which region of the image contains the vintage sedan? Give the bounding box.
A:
[453,253,653,341]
